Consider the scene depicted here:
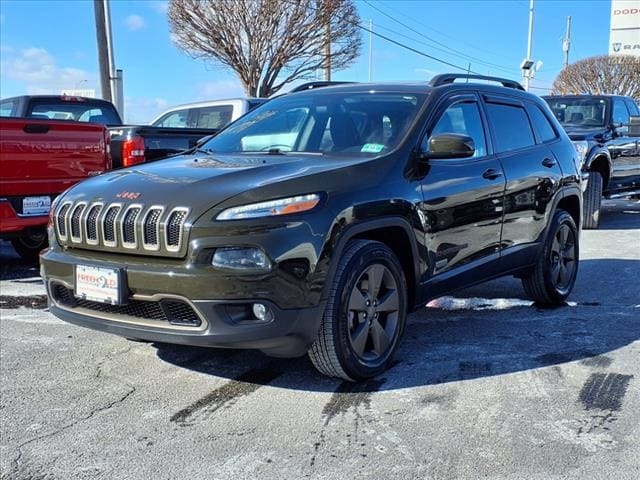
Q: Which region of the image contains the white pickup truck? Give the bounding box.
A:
[150,98,266,130]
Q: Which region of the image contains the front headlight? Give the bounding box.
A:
[216,193,320,220]
[572,141,589,166]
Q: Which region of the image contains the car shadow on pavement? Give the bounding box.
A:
[0,241,40,281]
[155,258,640,393]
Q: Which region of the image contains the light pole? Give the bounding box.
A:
[521,0,535,91]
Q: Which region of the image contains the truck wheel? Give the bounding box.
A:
[308,240,407,381]
[11,229,48,263]
[522,210,579,305]
[583,171,603,229]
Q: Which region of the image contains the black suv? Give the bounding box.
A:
[42,74,582,381]
[543,94,640,228]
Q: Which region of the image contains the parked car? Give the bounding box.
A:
[41,74,582,381]
[150,97,266,129]
[0,117,112,261]
[0,95,225,169]
[543,94,640,228]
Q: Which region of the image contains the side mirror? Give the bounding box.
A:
[424,133,475,159]
[629,116,640,137]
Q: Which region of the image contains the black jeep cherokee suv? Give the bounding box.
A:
[42,74,582,381]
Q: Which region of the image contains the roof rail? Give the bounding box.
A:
[429,74,525,91]
[289,81,356,93]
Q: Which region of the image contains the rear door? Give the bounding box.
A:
[482,95,563,255]
[417,93,506,280]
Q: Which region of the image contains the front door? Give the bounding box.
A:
[417,94,506,284]
[608,98,640,193]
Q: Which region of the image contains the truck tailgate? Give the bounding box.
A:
[0,118,110,198]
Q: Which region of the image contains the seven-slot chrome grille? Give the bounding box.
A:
[54,201,190,257]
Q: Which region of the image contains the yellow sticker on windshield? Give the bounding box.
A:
[361,143,385,153]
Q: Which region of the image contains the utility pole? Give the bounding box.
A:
[368,19,373,82]
[94,0,111,102]
[522,0,535,91]
[324,15,331,81]
[562,16,572,69]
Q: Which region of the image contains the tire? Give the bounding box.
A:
[522,209,579,305]
[308,240,407,381]
[11,229,48,263]
[583,171,603,229]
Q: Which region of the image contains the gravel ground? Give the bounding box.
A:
[1,199,639,480]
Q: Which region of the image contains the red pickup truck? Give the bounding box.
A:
[0,118,111,261]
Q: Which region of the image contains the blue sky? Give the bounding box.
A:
[0,0,613,123]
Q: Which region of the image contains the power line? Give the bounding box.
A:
[363,0,517,75]
[281,0,481,74]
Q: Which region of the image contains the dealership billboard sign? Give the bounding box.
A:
[609,0,640,56]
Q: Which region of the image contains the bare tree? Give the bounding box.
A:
[552,55,640,101]
[168,0,362,97]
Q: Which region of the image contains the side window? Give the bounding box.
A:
[527,104,557,143]
[153,109,189,128]
[0,100,16,117]
[612,99,630,126]
[624,99,639,116]
[485,102,535,152]
[194,105,234,129]
[425,101,487,157]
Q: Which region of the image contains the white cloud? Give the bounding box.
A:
[125,14,145,31]
[124,97,170,124]
[196,80,245,100]
[149,1,169,14]
[0,47,97,96]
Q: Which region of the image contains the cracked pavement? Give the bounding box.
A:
[1,199,639,479]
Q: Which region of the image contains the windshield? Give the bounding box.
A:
[200,90,426,156]
[545,97,609,127]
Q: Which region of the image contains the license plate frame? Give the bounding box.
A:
[22,196,51,216]
[74,264,127,305]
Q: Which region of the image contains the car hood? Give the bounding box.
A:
[561,125,608,142]
[60,152,359,218]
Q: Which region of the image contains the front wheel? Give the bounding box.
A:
[583,171,603,229]
[308,240,407,381]
[11,229,48,263]
[522,210,579,305]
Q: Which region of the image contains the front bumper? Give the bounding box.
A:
[41,247,325,357]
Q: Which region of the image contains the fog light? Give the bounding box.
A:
[252,303,273,322]
[212,247,271,271]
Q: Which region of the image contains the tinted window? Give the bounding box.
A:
[613,99,630,125]
[194,105,233,129]
[545,97,608,126]
[426,101,487,157]
[527,104,557,143]
[153,109,188,128]
[485,103,535,152]
[28,102,120,125]
[624,99,639,116]
[0,100,16,117]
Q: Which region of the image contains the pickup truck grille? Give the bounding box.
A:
[54,201,190,257]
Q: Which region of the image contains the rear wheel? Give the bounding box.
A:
[583,171,603,229]
[522,210,579,305]
[11,229,47,263]
[308,240,407,381]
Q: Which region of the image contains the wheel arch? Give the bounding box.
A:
[585,150,611,190]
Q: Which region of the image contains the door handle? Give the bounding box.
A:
[482,168,502,180]
[23,124,50,134]
[542,158,557,168]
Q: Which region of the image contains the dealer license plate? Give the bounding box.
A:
[22,196,51,216]
[75,265,123,305]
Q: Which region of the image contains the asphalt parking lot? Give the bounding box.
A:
[1,199,639,480]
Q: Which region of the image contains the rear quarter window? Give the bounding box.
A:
[526,104,557,143]
[485,102,535,152]
[0,100,17,117]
